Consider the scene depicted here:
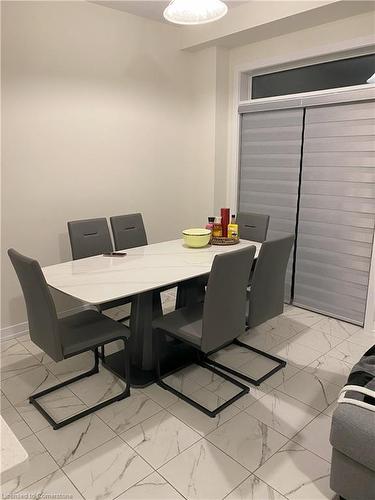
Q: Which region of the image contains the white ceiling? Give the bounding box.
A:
[93,1,250,24]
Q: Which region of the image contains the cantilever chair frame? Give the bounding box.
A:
[154,331,249,418]
[153,246,256,417]
[30,335,130,430]
[205,235,293,386]
[8,247,132,431]
[205,338,286,387]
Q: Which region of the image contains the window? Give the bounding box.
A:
[251,53,375,99]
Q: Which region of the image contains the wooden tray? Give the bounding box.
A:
[211,237,239,246]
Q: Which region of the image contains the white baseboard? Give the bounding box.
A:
[0,321,30,341]
[0,304,95,342]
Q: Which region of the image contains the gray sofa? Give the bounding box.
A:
[330,346,375,500]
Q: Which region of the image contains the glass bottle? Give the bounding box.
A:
[212,216,223,237]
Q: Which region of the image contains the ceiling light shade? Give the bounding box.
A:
[163,0,228,25]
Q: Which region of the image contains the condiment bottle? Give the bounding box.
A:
[212,216,223,237]
[205,217,215,232]
[221,208,230,237]
[228,214,239,239]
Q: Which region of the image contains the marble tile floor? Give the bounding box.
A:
[1,304,373,500]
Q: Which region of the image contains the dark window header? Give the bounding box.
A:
[251,54,375,100]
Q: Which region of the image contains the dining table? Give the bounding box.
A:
[42,238,261,387]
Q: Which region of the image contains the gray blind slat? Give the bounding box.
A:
[294,101,375,325]
[305,101,375,123]
[239,108,303,301]
[303,167,375,183]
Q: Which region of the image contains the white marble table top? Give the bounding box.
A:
[42,239,261,305]
[0,416,29,484]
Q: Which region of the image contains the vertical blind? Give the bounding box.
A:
[238,109,303,300]
[294,101,375,325]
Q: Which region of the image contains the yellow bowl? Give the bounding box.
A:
[182,228,211,248]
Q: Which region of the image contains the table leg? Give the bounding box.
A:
[103,288,197,388]
[129,291,162,370]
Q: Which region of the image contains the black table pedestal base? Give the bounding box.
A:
[102,340,197,388]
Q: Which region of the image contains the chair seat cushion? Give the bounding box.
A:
[60,310,130,357]
[153,304,203,348]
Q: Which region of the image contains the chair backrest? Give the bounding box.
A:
[110,213,148,250]
[201,246,256,353]
[248,235,294,328]
[237,212,270,242]
[67,218,113,260]
[8,249,63,362]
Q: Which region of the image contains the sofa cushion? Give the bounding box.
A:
[330,403,375,472]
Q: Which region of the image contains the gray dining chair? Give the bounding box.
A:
[152,246,256,417]
[67,217,113,260]
[206,235,294,386]
[237,212,270,242]
[8,248,131,430]
[110,213,148,251]
[67,217,131,328]
[179,211,270,305]
[110,213,175,313]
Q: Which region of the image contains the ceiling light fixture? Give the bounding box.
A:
[163,0,228,25]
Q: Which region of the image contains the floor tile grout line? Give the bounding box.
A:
[62,469,85,500]
[221,472,253,500]
[287,436,332,465]
[263,401,334,464]
[37,419,118,469]
[202,423,290,479]
[222,471,288,500]
[275,374,341,413]
[62,436,157,500]
[116,407,204,470]
[17,468,85,499]
[9,432,60,495]
[241,385,337,465]
[111,469,189,500]
[0,402,34,439]
[92,392,165,436]
[243,394,320,442]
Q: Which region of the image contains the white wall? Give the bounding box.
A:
[1,1,219,333]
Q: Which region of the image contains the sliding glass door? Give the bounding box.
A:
[294,101,375,325]
[238,108,303,300]
[238,100,375,325]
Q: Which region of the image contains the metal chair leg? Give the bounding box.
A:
[100,345,105,360]
[155,331,249,418]
[205,338,286,386]
[29,341,130,430]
